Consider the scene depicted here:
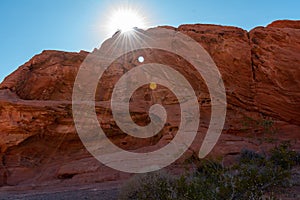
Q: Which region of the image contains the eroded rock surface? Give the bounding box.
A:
[0,20,299,188]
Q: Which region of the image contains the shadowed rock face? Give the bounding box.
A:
[0,20,299,187]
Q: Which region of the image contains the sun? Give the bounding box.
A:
[107,7,147,35]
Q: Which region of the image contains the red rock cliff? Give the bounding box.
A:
[0,20,299,187]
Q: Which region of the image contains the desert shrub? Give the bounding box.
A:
[270,141,300,169]
[119,143,299,200]
[241,117,278,143]
[233,159,289,199]
[239,148,265,164]
[118,171,178,200]
[183,158,289,199]
[182,160,235,199]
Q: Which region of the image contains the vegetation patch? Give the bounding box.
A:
[119,142,300,200]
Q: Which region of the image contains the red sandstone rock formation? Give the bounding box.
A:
[0,20,299,188]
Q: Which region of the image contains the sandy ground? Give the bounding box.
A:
[0,181,121,200]
[0,188,119,200]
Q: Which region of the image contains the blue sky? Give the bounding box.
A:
[0,0,299,82]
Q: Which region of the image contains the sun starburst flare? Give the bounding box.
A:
[106,7,147,36]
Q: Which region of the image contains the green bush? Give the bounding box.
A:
[118,171,178,200]
[119,143,299,200]
[270,141,300,169]
[239,149,265,164]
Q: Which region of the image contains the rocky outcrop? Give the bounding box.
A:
[0,20,299,188]
[267,20,300,29]
[0,50,88,100]
[250,24,300,124]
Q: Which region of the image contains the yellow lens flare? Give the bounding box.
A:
[149,82,157,90]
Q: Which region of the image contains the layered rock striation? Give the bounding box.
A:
[0,20,299,187]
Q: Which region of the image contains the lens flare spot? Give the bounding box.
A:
[149,82,157,90]
[138,56,144,63]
